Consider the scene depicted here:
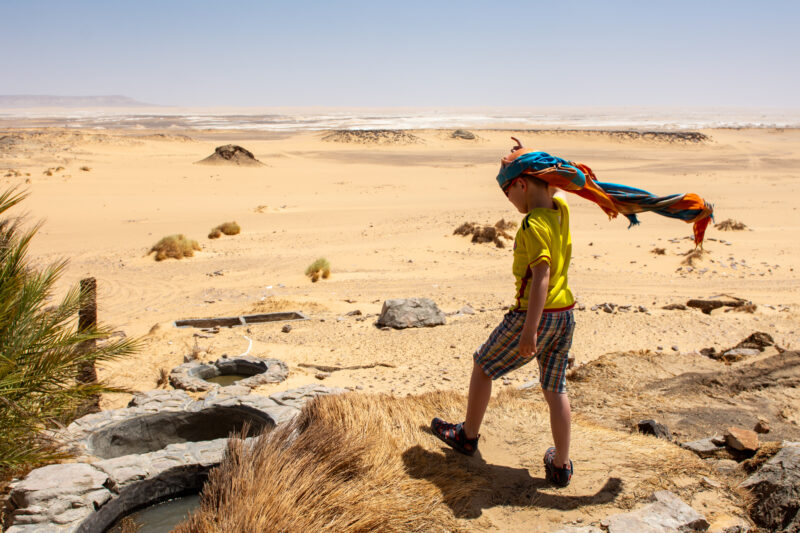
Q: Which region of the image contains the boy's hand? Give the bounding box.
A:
[519,325,537,358]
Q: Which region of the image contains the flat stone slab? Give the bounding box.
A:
[682,437,724,457]
[601,490,709,532]
[269,383,347,410]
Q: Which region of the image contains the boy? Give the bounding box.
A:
[431,145,576,488]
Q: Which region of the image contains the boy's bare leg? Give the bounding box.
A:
[542,389,571,466]
[463,362,492,439]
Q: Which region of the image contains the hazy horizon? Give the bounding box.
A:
[1,1,798,108]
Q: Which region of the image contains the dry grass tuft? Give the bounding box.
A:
[149,234,201,261]
[741,441,782,473]
[209,221,240,239]
[651,247,666,255]
[155,367,169,388]
[175,391,474,533]
[305,258,331,282]
[494,219,517,231]
[681,248,709,266]
[117,516,142,533]
[715,219,747,231]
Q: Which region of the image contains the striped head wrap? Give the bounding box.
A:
[497,139,714,246]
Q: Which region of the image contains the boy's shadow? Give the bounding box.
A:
[402,441,622,519]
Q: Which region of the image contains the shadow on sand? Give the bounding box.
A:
[402,444,622,519]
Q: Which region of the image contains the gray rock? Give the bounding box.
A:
[722,348,759,359]
[281,323,292,333]
[705,458,739,475]
[601,490,709,532]
[517,380,539,391]
[451,129,476,140]
[376,298,446,329]
[269,384,345,410]
[740,441,800,531]
[8,463,111,529]
[552,527,604,533]
[638,419,671,441]
[682,437,724,457]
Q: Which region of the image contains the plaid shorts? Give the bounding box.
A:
[473,309,575,393]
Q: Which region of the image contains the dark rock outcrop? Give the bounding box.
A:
[195,144,264,166]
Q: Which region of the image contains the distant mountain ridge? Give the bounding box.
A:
[0,95,156,107]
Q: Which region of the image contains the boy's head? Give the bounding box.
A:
[503,176,555,214]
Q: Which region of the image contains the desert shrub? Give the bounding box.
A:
[715,219,747,231]
[453,220,513,248]
[208,221,240,239]
[305,258,331,282]
[149,234,201,261]
[0,188,138,481]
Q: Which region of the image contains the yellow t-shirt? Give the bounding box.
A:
[510,196,575,312]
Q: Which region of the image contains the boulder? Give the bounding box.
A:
[725,427,760,452]
[638,419,671,441]
[740,441,800,531]
[376,298,446,329]
[601,490,709,532]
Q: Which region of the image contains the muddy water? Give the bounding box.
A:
[108,494,201,532]
[206,374,250,386]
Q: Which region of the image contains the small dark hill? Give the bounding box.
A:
[195,145,264,166]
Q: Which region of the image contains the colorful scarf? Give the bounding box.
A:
[497,147,714,246]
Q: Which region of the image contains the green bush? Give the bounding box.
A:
[305,258,331,282]
[0,188,138,481]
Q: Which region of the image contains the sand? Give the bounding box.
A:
[2,125,799,530]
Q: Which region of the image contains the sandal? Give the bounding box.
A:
[543,446,573,487]
[430,418,479,456]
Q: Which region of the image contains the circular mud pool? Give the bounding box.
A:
[88,406,271,459]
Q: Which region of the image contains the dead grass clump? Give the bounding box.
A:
[716,219,747,231]
[494,219,517,231]
[741,441,782,473]
[208,221,240,239]
[453,220,513,248]
[155,368,169,388]
[305,258,331,282]
[117,516,142,533]
[651,247,666,255]
[148,234,201,261]
[174,391,474,533]
[681,248,709,266]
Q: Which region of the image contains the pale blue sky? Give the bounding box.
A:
[1,0,798,107]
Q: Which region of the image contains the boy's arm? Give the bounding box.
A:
[519,261,550,357]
